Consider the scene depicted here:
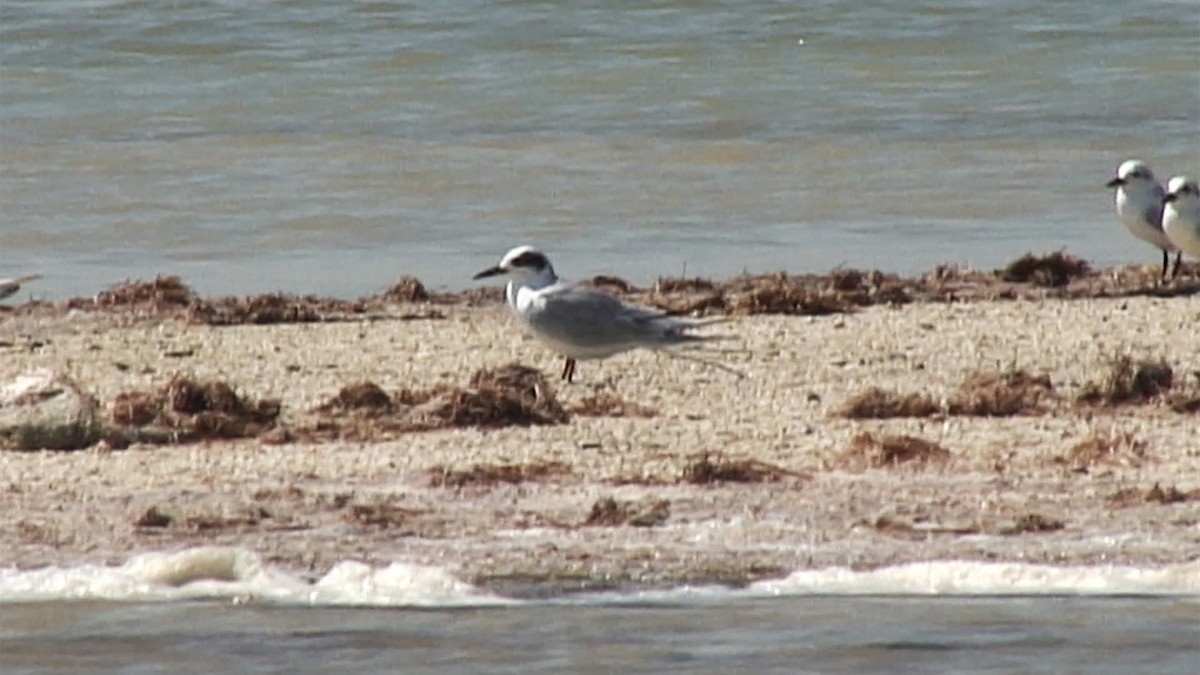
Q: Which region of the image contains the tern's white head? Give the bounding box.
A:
[1106,159,1157,191]
[1164,176,1199,206]
[472,245,558,287]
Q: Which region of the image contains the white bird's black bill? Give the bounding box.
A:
[472,266,504,280]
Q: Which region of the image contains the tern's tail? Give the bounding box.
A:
[645,315,743,377]
[659,315,733,345]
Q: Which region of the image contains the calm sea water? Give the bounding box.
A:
[2,0,1198,300]
[3,596,1198,674]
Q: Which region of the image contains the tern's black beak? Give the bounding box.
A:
[472,265,504,280]
[1163,193,1179,204]
[1105,177,1124,188]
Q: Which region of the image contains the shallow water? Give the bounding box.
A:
[2,551,1198,673]
[2,1,1198,300]
[3,596,1198,674]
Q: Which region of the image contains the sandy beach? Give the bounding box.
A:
[1,266,1198,593]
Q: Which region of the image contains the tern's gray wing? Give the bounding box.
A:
[1145,182,1167,228]
[525,284,701,357]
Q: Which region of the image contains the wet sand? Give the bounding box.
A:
[1,275,1198,592]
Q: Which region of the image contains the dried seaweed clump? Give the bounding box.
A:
[912,265,999,302]
[1061,431,1149,470]
[437,363,570,428]
[1166,392,1200,415]
[307,364,569,440]
[731,275,856,316]
[1000,513,1065,535]
[428,461,572,488]
[619,275,727,315]
[1101,264,1199,297]
[572,392,657,418]
[134,506,174,528]
[655,292,730,316]
[831,268,912,304]
[999,252,1091,287]
[306,381,422,441]
[343,501,422,529]
[468,363,547,395]
[828,269,868,292]
[836,387,940,419]
[584,497,632,526]
[584,497,670,527]
[109,375,280,444]
[819,268,910,305]
[1111,483,1195,506]
[655,277,717,294]
[318,382,394,412]
[681,452,802,484]
[837,433,952,470]
[94,276,194,309]
[455,285,506,306]
[1077,356,1173,406]
[947,369,1054,416]
[411,385,564,429]
[1145,483,1194,504]
[188,293,367,325]
[381,276,429,302]
[587,275,639,295]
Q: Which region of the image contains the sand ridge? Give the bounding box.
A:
[1,280,1198,590]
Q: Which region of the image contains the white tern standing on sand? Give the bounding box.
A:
[1163,176,1200,262]
[1106,159,1181,279]
[472,245,729,382]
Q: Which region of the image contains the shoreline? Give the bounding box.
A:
[5,253,1199,320]
[1,260,1198,590]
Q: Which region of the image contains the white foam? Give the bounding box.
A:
[306,560,508,607]
[751,560,1200,597]
[3,552,1197,607]
[0,547,510,607]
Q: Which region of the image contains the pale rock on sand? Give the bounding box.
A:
[0,370,101,450]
